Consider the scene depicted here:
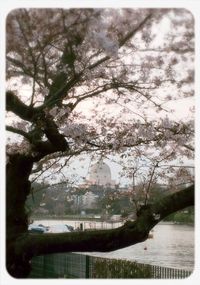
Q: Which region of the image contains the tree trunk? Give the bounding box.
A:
[6,154,33,278]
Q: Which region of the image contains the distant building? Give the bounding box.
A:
[86,160,116,187]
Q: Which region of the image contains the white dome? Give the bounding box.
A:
[89,160,112,186]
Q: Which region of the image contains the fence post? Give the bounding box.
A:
[80,223,83,231]
[86,255,90,278]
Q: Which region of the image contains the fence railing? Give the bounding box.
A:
[29,252,192,279]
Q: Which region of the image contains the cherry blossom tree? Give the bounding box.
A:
[6,8,194,277]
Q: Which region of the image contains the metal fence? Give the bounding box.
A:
[29,252,192,279]
[29,253,89,278]
[150,264,191,279]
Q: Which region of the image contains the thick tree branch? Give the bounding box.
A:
[16,185,194,258]
[6,125,31,140]
[6,91,36,122]
[6,91,69,157]
[149,184,194,221]
[43,118,69,151]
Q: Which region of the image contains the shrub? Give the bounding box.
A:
[92,257,152,278]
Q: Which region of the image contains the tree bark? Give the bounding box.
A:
[6,154,33,278]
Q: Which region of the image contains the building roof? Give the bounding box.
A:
[88,160,113,186]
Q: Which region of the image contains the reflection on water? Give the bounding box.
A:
[34,220,194,271]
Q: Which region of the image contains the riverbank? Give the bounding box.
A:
[31,215,194,227]
[31,215,105,222]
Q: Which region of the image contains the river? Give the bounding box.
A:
[33,219,194,271]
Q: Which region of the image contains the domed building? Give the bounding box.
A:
[87,160,115,187]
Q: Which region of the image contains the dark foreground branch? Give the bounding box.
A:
[16,185,194,259]
[6,91,36,121]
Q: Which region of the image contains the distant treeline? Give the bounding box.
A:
[164,206,194,224]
